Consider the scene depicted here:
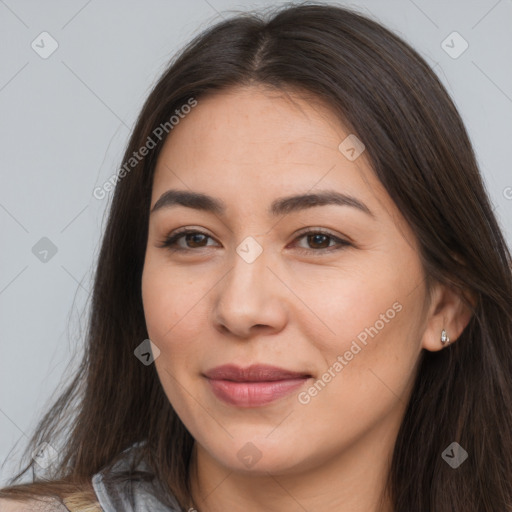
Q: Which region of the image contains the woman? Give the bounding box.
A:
[1,2,511,511]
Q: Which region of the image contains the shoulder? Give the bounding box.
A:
[0,498,25,511]
[0,496,72,511]
[0,485,101,511]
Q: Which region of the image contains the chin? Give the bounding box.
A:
[202,435,311,475]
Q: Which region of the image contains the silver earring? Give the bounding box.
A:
[441,329,450,345]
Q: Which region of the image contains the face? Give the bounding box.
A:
[141,85,431,477]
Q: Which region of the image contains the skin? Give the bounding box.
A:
[141,85,473,512]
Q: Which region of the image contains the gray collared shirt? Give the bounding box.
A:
[91,443,186,512]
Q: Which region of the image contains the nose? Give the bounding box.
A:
[212,243,288,339]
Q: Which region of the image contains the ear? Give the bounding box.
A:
[421,280,476,352]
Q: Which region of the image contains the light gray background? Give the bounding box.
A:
[1,0,511,485]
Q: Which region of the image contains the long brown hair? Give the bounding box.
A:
[2,2,512,510]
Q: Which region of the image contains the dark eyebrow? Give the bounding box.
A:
[150,189,375,218]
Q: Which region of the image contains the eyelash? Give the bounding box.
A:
[157,228,352,255]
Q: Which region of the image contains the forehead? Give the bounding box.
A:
[150,85,395,225]
[160,86,346,161]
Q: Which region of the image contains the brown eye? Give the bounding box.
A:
[291,230,352,254]
[181,232,209,248]
[159,229,218,251]
[305,233,331,249]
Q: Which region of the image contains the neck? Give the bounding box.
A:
[186,417,398,512]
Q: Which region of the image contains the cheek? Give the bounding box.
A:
[294,263,402,354]
[141,260,211,356]
[294,292,421,444]
[141,263,205,418]
[295,257,424,397]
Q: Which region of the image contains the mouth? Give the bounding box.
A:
[203,364,312,407]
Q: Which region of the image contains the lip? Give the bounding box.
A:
[203,364,312,407]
